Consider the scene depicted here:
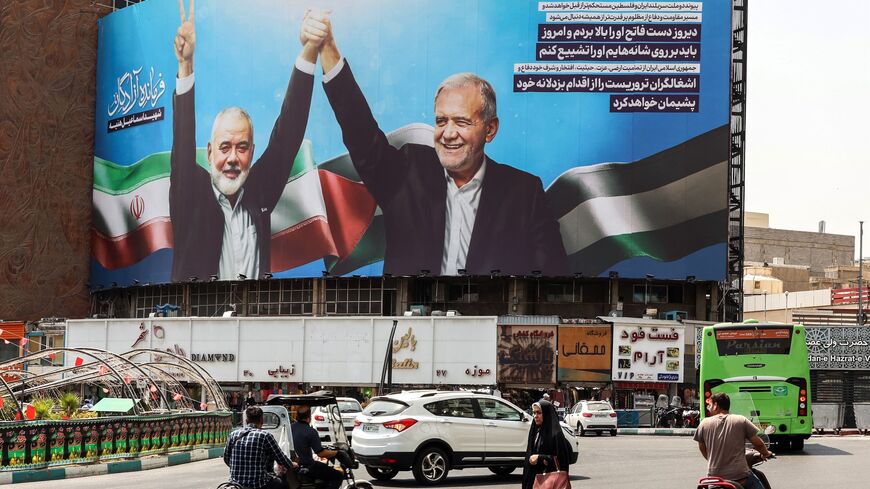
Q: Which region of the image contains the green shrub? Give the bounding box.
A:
[60,392,80,418]
[31,397,57,420]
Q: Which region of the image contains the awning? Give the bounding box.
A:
[91,397,135,413]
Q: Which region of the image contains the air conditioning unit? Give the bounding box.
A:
[409,304,430,316]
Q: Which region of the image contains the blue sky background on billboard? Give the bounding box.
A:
[746,0,868,258]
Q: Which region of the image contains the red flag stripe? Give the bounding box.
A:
[318,169,377,259]
[270,216,337,272]
[91,217,173,270]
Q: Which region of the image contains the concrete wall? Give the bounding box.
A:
[744,227,854,276]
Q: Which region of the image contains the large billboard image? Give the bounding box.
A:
[91,0,730,286]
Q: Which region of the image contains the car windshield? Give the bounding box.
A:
[586,403,612,412]
[338,400,362,413]
[363,400,407,416]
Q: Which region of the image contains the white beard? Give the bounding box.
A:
[211,167,248,197]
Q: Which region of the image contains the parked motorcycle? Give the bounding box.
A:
[656,405,684,428]
[683,408,700,428]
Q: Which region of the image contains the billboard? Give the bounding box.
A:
[557,325,612,382]
[497,324,557,385]
[612,323,684,383]
[91,0,731,287]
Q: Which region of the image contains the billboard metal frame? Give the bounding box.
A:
[725,0,748,322]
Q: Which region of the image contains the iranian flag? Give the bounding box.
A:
[91,124,434,275]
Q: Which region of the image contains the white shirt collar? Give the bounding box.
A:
[444,157,487,189]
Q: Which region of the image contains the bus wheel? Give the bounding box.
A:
[791,438,804,451]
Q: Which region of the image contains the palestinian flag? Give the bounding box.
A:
[547,124,729,276]
[91,124,435,276]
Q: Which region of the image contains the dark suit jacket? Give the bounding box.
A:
[323,62,568,276]
[169,68,314,282]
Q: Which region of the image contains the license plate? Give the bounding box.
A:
[595,414,607,417]
[362,423,379,433]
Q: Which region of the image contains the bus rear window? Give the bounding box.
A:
[714,328,792,355]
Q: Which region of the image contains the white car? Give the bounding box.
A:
[351,390,578,485]
[313,397,363,442]
[564,400,618,436]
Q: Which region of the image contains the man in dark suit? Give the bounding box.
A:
[169,1,327,282]
[307,15,568,276]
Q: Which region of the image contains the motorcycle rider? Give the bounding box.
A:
[224,406,298,489]
[694,393,774,489]
[291,405,343,489]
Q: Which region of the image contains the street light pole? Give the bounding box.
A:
[859,221,864,326]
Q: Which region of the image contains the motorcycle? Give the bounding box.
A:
[696,449,774,489]
[683,408,700,428]
[219,391,373,489]
[656,405,684,428]
[696,399,777,489]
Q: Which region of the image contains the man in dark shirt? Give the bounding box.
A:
[224,406,297,489]
[291,406,343,489]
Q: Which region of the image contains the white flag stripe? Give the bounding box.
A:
[92,178,171,237]
[270,170,328,234]
[558,160,726,255]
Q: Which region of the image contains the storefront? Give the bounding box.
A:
[65,316,498,405]
[604,317,686,409]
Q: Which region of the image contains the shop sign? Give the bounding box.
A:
[497,325,556,384]
[190,353,236,362]
[267,365,296,378]
[557,326,611,382]
[612,324,684,383]
[805,327,870,370]
[465,365,492,377]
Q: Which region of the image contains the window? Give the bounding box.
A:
[325,278,395,315]
[544,283,575,302]
[261,412,281,429]
[190,281,233,317]
[363,400,407,417]
[448,283,478,302]
[248,279,313,316]
[135,284,184,318]
[477,399,522,421]
[424,398,476,418]
[632,284,668,303]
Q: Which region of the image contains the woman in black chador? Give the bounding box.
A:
[522,400,571,489]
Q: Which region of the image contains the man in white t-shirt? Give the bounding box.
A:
[694,393,773,489]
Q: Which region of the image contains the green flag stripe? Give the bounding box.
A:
[566,209,727,276]
[93,141,316,195]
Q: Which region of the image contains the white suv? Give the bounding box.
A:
[351,390,578,485]
[312,397,362,442]
[564,400,618,436]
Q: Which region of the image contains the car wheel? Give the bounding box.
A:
[413,447,450,485]
[610,429,617,436]
[347,482,374,489]
[488,466,516,477]
[365,466,399,481]
[791,438,805,451]
[577,422,585,436]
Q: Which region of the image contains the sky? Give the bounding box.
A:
[745,0,869,259]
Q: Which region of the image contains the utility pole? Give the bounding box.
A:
[859,221,864,325]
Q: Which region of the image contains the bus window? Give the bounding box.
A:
[714,328,792,356]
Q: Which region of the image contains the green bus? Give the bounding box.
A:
[699,320,812,450]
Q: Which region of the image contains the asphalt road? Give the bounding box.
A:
[14,435,870,488]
